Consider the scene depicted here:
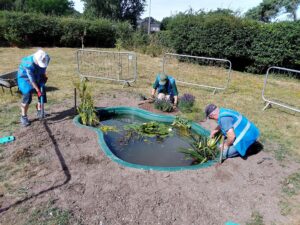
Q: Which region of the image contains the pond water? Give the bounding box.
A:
[101,114,197,167]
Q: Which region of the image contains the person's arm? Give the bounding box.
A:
[151,78,159,98]
[210,125,221,138]
[173,95,178,105]
[151,88,156,99]
[170,79,178,107]
[225,128,236,148]
[26,68,41,95]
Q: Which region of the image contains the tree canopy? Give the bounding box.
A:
[0,0,75,16]
[245,0,300,22]
[82,0,146,27]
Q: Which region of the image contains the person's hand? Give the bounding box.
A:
[150,94,155,100]
[37,90,42,97]
[210,129,219,138]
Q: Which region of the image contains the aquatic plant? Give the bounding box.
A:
[172,116,192,129]
[154,99,173,112]
[179,134,221,164]
[99,125,119,133]
[178,93,195,113]
[124,121,172,138]
[75,80,99,126]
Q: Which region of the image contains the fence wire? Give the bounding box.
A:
[162,53,232,93]
[262,66,300,112]
[77,49,137,86]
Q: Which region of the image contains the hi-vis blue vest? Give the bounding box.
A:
[156,75,177,96]
[218,108,260,156]
[17,55,47,94]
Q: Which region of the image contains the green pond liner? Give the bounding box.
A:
[73,106,218,171]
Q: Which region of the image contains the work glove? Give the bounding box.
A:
[37,90,42,97]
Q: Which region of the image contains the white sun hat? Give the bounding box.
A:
[33,49,50,68]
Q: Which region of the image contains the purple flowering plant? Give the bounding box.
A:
[178,93,196,112]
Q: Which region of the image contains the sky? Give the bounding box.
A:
[73,0,263,20]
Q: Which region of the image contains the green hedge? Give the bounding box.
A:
[0,11,133,48]
[161,13,300,74]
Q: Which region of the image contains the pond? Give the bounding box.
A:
[74,107,217,171]
[102,114,196,167]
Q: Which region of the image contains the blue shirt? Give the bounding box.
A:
[152,74,178,96]
[220,116,234,134]
[17,55,48,94]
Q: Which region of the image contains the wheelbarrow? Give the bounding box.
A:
[0,70,18,95]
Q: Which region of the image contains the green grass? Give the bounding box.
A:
[279,172,300,217]
[246,211,265,225]
[24,200,71,225]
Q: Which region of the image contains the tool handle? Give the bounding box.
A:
[219,135,225,163]
[40,84,45,119]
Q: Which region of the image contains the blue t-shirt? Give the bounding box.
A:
[152,74,178,96]
[220,116,234,134]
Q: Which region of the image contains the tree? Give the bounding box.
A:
[281,0,300,21]
[1,0,75,15]
[0,0,14,10]
[82,0,146,27]
[245,0,300,22]
[245,0,281,22]
[25,0,75,15]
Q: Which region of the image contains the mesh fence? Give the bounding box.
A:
[162,53,232,92]
[262,67,300,112]
[77,49,137,83]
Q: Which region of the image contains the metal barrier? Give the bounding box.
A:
[162,53,232,94]
[76,49,137,86]
[262,66,300,112]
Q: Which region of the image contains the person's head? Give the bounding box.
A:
[205,104,219,120]
[159,73,168,86]
[33,49,50,68]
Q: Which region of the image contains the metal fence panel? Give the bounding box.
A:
[76,49,137,86]
[162,53,232,93]
[262,66,300,113]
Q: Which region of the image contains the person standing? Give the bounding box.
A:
[17,49,50,126]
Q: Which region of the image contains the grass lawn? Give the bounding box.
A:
[1,47,299,161]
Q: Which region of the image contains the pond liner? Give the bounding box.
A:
[73,106,218,171]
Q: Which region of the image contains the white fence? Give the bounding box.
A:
[76,49,137,86]
[162,53,232,94]
[262,66,300,113]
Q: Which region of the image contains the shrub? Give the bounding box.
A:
[75,81,99,126]
[0,11,133,48]
[178,93,195,113]
[161,11,300,74]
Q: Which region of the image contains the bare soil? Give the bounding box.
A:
[0,91,299,225]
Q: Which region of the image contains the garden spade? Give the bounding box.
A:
[219,135,225,164]
[40,84,45,119]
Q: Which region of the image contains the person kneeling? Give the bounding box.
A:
[151,73,178,110]
[205,104,260,160]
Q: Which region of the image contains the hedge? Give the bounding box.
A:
[160,13,300,74]
[0,11,133,48]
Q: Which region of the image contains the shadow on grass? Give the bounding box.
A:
[0,120,71,214]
